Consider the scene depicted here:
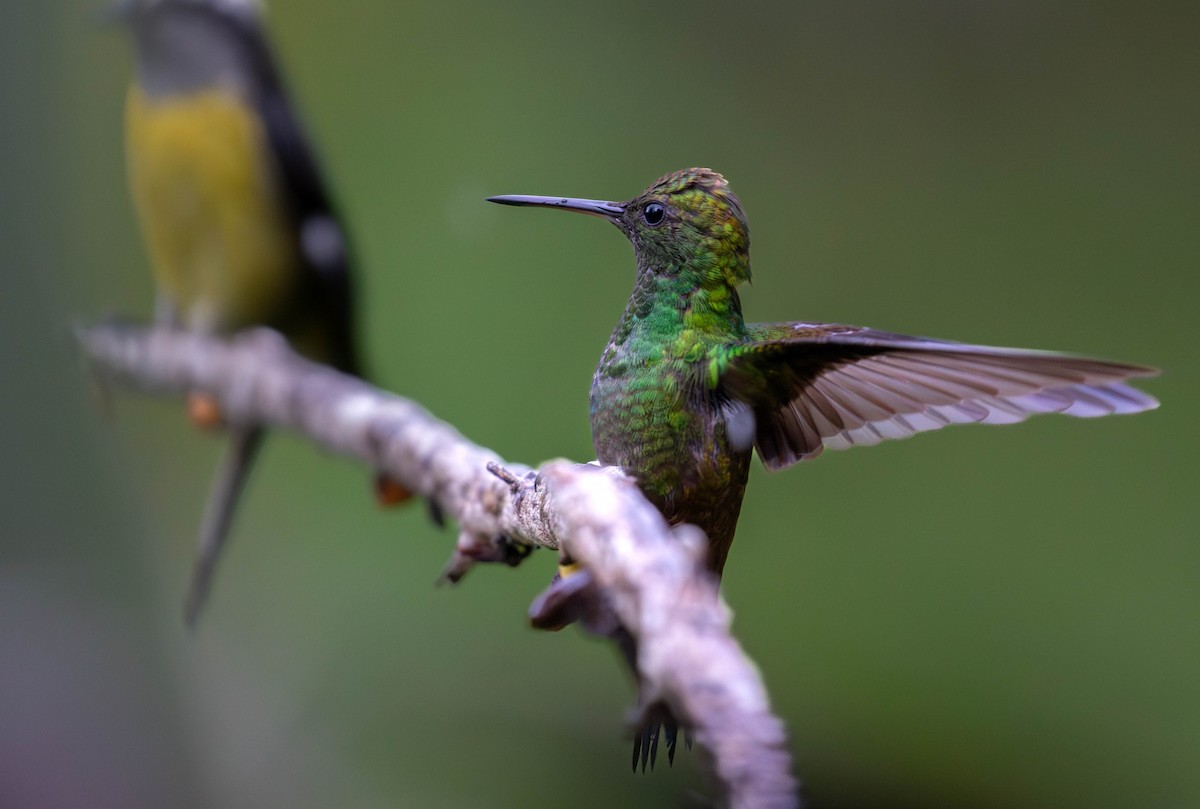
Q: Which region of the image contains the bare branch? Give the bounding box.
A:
[77,322,800,808]
[540,464,799,809]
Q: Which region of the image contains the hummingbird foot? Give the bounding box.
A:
[529,555,629,636]
[555,559,583,582]
[438,531,534,585]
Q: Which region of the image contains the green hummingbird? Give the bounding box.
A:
[490,167,1158,766]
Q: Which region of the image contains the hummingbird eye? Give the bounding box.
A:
[642,203,666,226]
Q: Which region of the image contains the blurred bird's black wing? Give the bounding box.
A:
[238,19,361,376]
[717,322,1159,470]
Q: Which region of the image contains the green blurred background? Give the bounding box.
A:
[3,2,1196,807]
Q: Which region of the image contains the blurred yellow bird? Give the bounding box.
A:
[113,0,392,625]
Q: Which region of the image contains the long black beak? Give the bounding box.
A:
[487,195,624,220]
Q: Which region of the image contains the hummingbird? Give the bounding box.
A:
[490,167,1158,766]
[113,0,411,626]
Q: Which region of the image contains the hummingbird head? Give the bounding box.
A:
[624,168,751,287]
[489,167,751,289]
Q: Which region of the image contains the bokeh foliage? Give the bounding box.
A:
[2,1,1196,807]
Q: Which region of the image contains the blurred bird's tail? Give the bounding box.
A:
[184,425,265,628]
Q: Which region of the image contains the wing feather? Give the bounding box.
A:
[718,323,1158,470]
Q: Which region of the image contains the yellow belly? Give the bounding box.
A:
[125,85,298,334]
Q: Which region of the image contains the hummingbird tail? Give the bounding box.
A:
[632,703,682,772]
[611,625,686,772]
[184,425,266,628]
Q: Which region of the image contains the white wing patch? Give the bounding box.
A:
[301,215,346,273]
[722,399,757,452]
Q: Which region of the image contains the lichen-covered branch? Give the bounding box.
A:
[77,322,800,809]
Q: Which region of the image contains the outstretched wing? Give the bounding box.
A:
[715,322,1159,470]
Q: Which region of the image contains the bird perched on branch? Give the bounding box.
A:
[490,167,1159,768]
[112,0,408,626]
